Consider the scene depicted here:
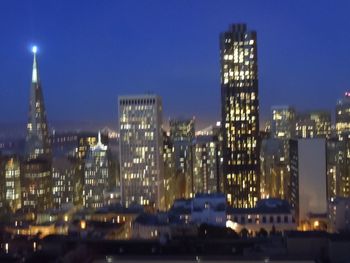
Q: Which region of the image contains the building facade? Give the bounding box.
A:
[295,111,331,139]
[52,157,76,209]
[260,138,291,201]
[336,92,350,138]
[326,94,350,205]
[290,139,327,224]
[169,118,195,198]
[3,156,21,212]
[220,23,260,208]
[163,130,181,210]
[271,106,295,139]
[192,125,221,195]
[226,199,297,234]
[328,197,350,233]
[118,95,164,210]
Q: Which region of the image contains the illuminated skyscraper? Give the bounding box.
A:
[260,139,291,201]
[52,157,76,209]
[4,156,21,212]
[260,106,297,211]
[220,24,259,208]
[327,93,350,202]
[192,125,221,194]
[169,118,195,198]
[271,106,295,139]
[295,111,331,139]
[25,47,51,160]
[83,132,109,209]
[74,132,109,206]
[327,138,350,201]
[118,95,164,210]
[22,47,52,212]
[163,130,179,209]
[336,92,350,138]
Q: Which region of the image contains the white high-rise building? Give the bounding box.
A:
[118,95,164,210]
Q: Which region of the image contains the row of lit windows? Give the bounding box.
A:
[228,214,293,224]
[224,39,255,45]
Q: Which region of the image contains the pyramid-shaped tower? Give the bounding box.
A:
[25,47,51,161]
[22,47,52,213]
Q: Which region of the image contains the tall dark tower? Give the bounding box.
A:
[22,46,52,212]
[220,24,260,208]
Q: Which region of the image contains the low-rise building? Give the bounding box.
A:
[227,199,297,234]
[169,193,227,227]
[132,213,171,239]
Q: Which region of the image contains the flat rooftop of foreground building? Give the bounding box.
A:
[134,213,169,226]
[168,206,192,215]
[94,203,144,214]
[194,193,226,199]
[227,199,292,215]
[173,198,192,203]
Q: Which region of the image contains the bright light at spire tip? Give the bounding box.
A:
[32,46,38,54]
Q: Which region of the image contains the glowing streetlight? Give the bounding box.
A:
[80,220,86,230]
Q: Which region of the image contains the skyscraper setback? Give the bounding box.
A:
[220,24,260,208]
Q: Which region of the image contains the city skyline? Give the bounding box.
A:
[0,0,350,128]
[1,3,350,260]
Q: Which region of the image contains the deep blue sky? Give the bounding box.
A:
[0,0,349,129]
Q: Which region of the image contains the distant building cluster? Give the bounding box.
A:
[261,95,350,231]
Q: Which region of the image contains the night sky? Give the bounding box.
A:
[0,0,350,130]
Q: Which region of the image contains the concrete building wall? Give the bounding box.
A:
[297,139,327,222]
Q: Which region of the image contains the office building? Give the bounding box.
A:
[2,156,21,212]
[118,95,164,210]
[336,92,350,138]
[260,138,291,201]
[295,111,331,139]
[328,197,350,233]
[220,23,259,208]
[75,132,110,206]
[163,130,180,210]
[169,118,195,198]
[271,106,295,139]
[260,106,295,207]
[52,157,76,209]
[327,137,350,201]
[22,47,52,212]
[290,139,327,224]
[192,125,221,194]
[83,132,109,209]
